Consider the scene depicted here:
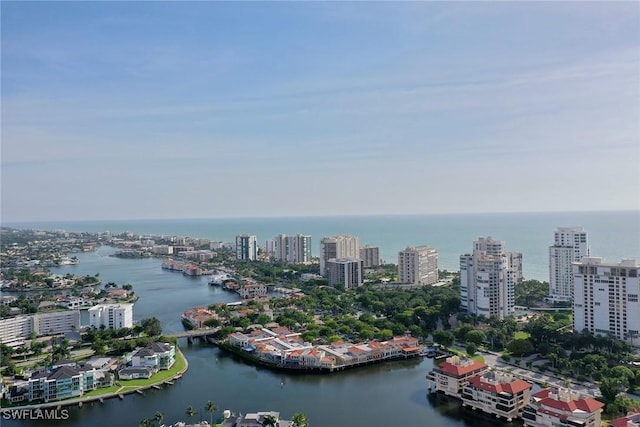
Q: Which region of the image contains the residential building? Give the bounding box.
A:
[610,411,640,427]
[398,246,438,285]
[427,355,489,397]
[151,245,173,255]
[269,234,312,264]
[360,246,380,267]
[460,237,522,319]
[222,411,292,427]
[33,310,81,335]
[549,227,590,301]
[27,362,113,403]
[88,303,134,329]
[572,257,640,342]
[461,371,533,422]
[238,283,268,299]
[129,342,176,370]
[522,388,604,427]
[236,234,258,261]
[319,235,360,276]
[326,257,364,289]
[0,310,81,344]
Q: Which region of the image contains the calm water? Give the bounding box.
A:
[2,247,521,427]
[4,211,640,281]
[2,212,639,426]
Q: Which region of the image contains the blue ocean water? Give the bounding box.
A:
[4,211,639,281]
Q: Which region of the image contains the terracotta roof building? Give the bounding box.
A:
[461,371,533,422]
[427,355,489,397]
[522,388,604,427]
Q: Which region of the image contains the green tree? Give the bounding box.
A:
[141,317,162,337]
[600,376,629,402]
[291,413,309,427]
[205,400,217,425]
[262,414,278,427]
[154,411,163,426]
[465,330,486,346]
[433,330,454,348]
[466,343,477,356]
[185,405,196,420]
[506,338,534,357]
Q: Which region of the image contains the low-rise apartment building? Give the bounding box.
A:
[522,388,604,427]
[461,371,532,422]
[427,355,489,397]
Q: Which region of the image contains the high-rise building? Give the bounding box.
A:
[360,246,380,268]
[549,227,589,301]
[319,235,360,276]
[460,237,522,319]
[572,257,639,342]
[326,257,364,289]
[236,234,258,261]
[269,234,312,264]
[398,246,438,285]
[88,303,133,329]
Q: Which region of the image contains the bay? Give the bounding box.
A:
[5,210,640,281]
[3,248,519,427]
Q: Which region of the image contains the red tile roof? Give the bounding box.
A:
[467,375,532,395]
[533,389,604,414]
[437,359,488,377]
[610,411,640,427]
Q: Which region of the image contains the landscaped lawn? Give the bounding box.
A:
[514,331,531,340]
[118,350,186,387]
[83,385,121,397]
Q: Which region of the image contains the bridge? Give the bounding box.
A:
[165,328,219,340]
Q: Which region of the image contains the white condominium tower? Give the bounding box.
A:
[88,303,134,329]
[549,227,590,301]
[269,234,312,264]
[319,235,360,276]
[398,246,438,285]
[236,234,258,261]
[460,237,523,319]
[573,257,639,342]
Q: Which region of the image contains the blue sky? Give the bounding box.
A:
[2,2,639,221]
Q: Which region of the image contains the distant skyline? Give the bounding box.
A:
[2,2,639,222]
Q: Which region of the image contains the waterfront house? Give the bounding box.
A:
[130,342,176,370]
[427,355,489,397]
[461,370,533,422]
[28,366,83,402]
[522,388,604,427]
[222,411,292,427]
[237,283,268,299]
[118,366,155,380]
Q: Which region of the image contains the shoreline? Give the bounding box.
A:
[0,347,189,412]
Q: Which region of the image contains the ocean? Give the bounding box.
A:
[3,210,639,281]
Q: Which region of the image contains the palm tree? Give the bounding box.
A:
[261,414,277,427]
[291,412,308,427]
[205,400,217,426]
[154,411,163,426]
[186,405,196,420]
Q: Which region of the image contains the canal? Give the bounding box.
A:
[3,246,516,426]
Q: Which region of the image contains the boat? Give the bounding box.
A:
[208,271,231,286]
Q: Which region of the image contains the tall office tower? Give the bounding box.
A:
[319,235,360,276]
[326,257,364,289]
[549,227,590,301]
[360,246,380,268]
[398,246,438,285]
[235,234,258,261]
[460,237,522,319]
[573,257,639,341]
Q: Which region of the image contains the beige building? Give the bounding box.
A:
[427,355,489,397]
[360,246,380,267]
[523,388,604,427]
[398,246,438,285]
[320,235,360,276]
[461,371,532,422]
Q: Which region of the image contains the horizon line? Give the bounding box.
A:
[2,208,638,226]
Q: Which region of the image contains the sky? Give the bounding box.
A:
[1,1,639,222]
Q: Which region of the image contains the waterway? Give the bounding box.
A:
[2,246,518,427]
